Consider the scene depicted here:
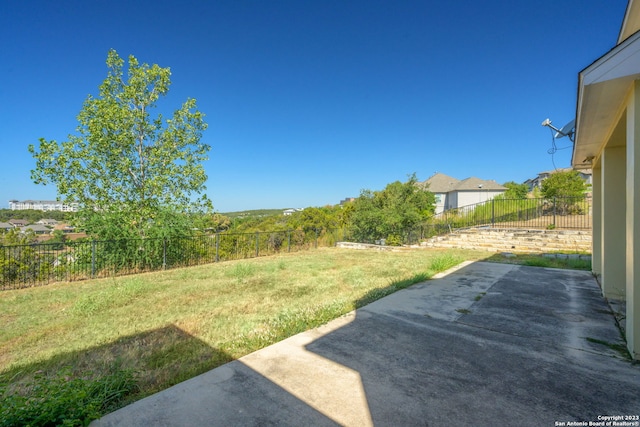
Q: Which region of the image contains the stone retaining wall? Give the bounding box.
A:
[420,228,591,253]
[335,242,405,252]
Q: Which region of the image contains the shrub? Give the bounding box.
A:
[385,234,403,246]
[0,367,137,427]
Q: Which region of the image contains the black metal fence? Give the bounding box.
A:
[430,196,592,231]
[432,196,591,243]
[340,196,593,247]
[0,229,343,290]
[0,197,592,290]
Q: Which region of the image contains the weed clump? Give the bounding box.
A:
[0,367,137,427]
[429,252,463,273]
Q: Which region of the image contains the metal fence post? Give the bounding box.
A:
[491,199,495,227]
[315,229,319,248]
[163,238,167,270]
[91,240,96,279]
[288,231,291,252]
[553,197,557,227]
[215,233,220,262]
[255,232,259,257]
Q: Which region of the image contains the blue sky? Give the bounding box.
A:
[0,1,627,212]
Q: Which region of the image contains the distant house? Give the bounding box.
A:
[0,222,12,232]
[21,224,51,235]
[339,198,355,205]
[53,223,76,233]
[524,168,593,191]
[421,173,507,215]
[8,219,28,228]
[37,218,59,226]
[283,208,303,216]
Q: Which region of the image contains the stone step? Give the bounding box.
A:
[421,227,592,253]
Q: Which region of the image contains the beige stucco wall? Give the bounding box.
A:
[433,193,447,215]
[589,82,640,359]
[591,164,602,277]
[626,82,640,358]
[601,144,626,299]
[455,190,504,208]
[573,0,640,360]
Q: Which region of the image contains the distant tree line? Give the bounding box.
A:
[0,209,71,224]
[224,173,436,245]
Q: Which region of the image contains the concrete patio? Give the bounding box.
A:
[93,261,640,426]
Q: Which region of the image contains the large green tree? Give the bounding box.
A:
[540,170,589,215]
[540,170,588,199]
[501,181,529,199]
[349,174,435,244]
[29,50,211,239]
[287,206,341,233]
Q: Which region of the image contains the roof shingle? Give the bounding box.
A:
[422,173,460,193]
[422,173,506,192]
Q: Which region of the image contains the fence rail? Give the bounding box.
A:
[0,229,342,290]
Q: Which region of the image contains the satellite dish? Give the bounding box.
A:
[555,119,575,140]
[541,118,575,142]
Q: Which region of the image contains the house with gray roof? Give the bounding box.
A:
[422,173,507,214]
[21,224,51,235]
[53,223,76,233]
[8,219,28,228]
[37,218,59,226]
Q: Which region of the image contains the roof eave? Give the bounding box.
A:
[573,30,640,169]
[619,0,640,44]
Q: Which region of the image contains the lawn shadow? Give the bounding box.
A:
[1,324,232,409]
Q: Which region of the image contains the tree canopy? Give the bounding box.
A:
[501,181,529,199]
[540,170,588,200]
[215,175,434,246]
[349,174,435,244]
[29,50,211,239]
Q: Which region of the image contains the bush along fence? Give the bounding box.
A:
[0,228,343,290]
[430,196,592,231]
[341,196,593,247]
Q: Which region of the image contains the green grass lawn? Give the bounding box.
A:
[0,247,591,425]
[484,252,592,270]
[0,249,486,409]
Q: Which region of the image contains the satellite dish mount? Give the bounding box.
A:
[541,118,575,142]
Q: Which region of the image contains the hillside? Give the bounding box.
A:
[222,209,285,219]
